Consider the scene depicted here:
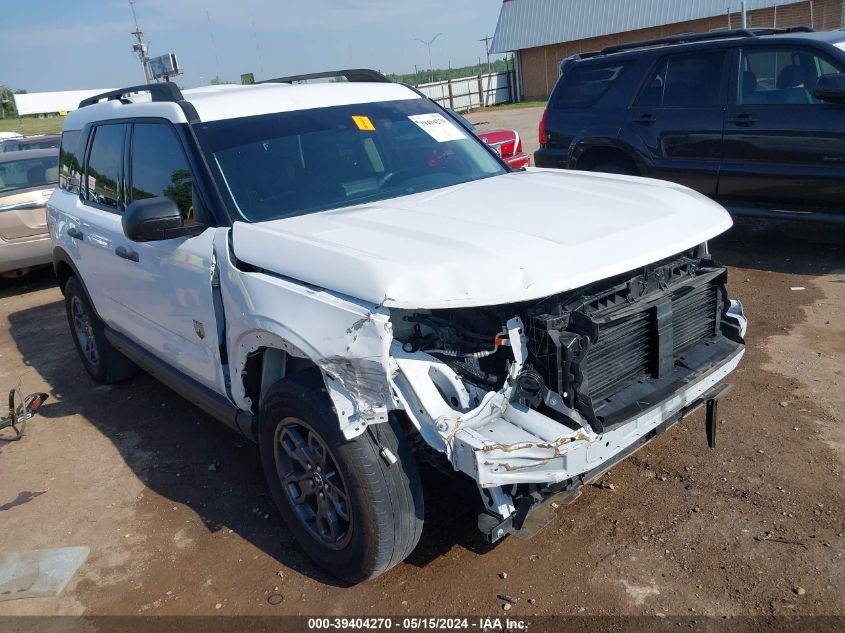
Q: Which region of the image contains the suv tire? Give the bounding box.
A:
[259,373,424,583]
[64,276,135,383]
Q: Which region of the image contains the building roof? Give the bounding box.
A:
[491,0,805,52]
[13,89,115,116]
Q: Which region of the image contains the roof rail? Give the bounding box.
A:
[258,69,390,84]
[78,83,183,108]
[600,26,815,56]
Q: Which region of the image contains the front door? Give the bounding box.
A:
[624,49,728,195]
[106,120,227,393]
[719,45,845,213]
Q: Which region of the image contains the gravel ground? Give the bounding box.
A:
[0,114,843,619]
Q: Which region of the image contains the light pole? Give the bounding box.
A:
[415,33,442,83]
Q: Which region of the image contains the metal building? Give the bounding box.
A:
[13,89,115,117]
[491,0,845,100]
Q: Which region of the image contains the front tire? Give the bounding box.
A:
[259,374,423,583]
[63,275,135,384]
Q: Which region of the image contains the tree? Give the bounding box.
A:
[0,85,16,118]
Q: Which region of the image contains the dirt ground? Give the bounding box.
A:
[0,110,843,619]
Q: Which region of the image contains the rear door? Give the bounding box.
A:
[0,154,57,241]
[718,44,845,213]
[624,48,728,194]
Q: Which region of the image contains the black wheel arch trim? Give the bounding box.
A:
[570,135,649,174]
[52,246,100,312]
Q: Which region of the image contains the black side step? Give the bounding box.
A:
[104,328,256,441]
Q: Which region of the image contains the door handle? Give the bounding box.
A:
[728,114,756,125]
[115,246,139,262]
[67,226,84,240]
[636,113,656,125]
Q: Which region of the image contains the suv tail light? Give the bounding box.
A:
[539,108,548,146]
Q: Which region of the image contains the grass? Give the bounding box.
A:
[0,116,65,136]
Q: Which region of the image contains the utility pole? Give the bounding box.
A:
[479,35,493,76]
[741,0,748,28]
[415,33,442,83]
[129,0,151,84]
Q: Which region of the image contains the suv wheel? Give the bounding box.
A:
[64,276,135,383]
[259,373,424,583]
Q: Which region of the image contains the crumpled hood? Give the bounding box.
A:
[231,168,733,309]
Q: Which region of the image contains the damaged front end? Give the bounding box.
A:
[389,246,747,541]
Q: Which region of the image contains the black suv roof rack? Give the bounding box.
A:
[258,68,390,84]
[78,83,184,108]
[600,26,814,56]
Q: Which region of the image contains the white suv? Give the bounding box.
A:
[48,70,747,582]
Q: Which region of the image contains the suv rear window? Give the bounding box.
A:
[0,155,58,193]
[552,60,635,108]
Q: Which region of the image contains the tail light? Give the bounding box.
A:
[539,108,548,146]
[499,140,516,157]
[515,138,523,154]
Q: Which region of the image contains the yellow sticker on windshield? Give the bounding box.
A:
[352,115,375,131]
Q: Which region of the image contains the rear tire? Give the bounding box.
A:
[259,373,424,583]
[588,159,639,176]
[64,275,135,384]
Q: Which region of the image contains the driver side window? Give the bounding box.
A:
[739,47,845,105]
[130,122,196,223]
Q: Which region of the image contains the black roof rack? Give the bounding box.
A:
[600,26,815,56]
[258,68,390,84]
[78,83,183,108]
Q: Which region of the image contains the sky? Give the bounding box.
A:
[0,0,507,92]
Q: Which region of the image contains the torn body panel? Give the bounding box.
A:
[212,230,393,439]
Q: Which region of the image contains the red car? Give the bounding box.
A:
[475,127,530,169]
[449,110,530,169]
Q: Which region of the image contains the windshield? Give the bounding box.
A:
[194,98,506,222]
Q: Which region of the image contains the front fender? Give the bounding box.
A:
[212,230,393,439]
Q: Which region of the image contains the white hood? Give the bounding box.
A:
[231,169,733,309]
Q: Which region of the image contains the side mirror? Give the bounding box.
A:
[814,73,845,104]
[122,197,195,242]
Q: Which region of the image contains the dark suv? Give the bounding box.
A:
[535,27,845,224]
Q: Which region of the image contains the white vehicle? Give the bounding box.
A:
[48,70,747,582]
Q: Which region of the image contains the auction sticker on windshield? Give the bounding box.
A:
[408,113,467,142]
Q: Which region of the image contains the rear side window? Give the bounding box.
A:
[553,60,635,108]
[0,155,58,194]
[130,123,195,222]
[85,124,126,211]
[637,50,726,108]
[59,130,82,193]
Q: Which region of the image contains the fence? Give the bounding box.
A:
[415,71,515,112]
